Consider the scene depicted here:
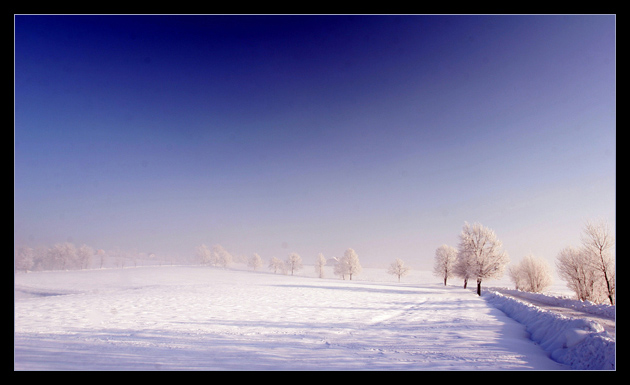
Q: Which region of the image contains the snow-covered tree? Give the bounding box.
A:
[248,253,263,271]
[433,244,458,286]
[556,246,598,302]
[339,248,362,280]
[48,242,77,270]
[97,249,107,269]
[196,244,212,265]
[508,255,552,293]
[387,258,410,282]
[15,246,34,272]
[457,222,509,296]
[269,257,284,274]
[556,220,615,305]
[211,244,232,268]
[581,220,615,305]
[76,244,94,270]
[286,252,303,276]
[454,250,473,289]
[333,257,347,279]
[314,253,326,278]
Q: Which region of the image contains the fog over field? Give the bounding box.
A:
[14,14,615,371]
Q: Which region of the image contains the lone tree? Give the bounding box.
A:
[457,222,510,296]
[314,253,327,278]
[433,244,458,286]
[388,258,410,282]
[343,248,362,280]
[286,252,303,276]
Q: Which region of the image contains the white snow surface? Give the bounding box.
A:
[14,265,612,370]
[483,291,615,370]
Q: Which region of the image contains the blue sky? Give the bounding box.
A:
[14,15,615,270]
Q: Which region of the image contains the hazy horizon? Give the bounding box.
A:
[14,15,615,271]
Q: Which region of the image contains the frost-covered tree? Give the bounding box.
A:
[581,220,615,305]
[248,253,263,271]
[555,220,615,305]
[454,250,473,289]
[341,248,362,280]
[556,246,598,302]
[76,244,94,270]
[269,257,284,274]
[211,244,232,268]
[314,253,326,278]
[48,242,77,270]
[388,258,410,282]
[457,222,509,296]
[433,244,458,286]
[333,257,347,280]
[15,246,34,272]
[196,244,212,265]
[286,252,303,276]
[508,255,552,293]
[97,249,107,269]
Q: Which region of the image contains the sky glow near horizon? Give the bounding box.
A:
[14,15,615,271]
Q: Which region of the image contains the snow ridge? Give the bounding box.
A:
[483,290,615,370]
[488,287,615,319]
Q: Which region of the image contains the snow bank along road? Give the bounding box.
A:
[483,289,615,370]
[15,266,584,370]
[489,287,615,338]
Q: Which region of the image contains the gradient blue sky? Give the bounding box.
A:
[14,15,615,270]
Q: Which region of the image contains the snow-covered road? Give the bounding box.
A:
[15,266,570,370]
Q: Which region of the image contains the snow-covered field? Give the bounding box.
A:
[14,265,614,370]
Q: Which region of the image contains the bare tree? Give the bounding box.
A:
[286,252,303,276]
[314,253,326,278]
[248,253,263,271]
[388,258,410,282]
[433,244,458,286]
[508,255,552,293]
[457,222,509,296]
[581,220,615,305]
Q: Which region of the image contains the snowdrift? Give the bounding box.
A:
[483,290,615,370]
[488,287,615,319]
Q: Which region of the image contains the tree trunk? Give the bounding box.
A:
[463,278,468,289]
[444,277,447,286]
[477,278,482,296]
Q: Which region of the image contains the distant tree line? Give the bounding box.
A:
[196,244,412,283]
[14,242,173,272]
